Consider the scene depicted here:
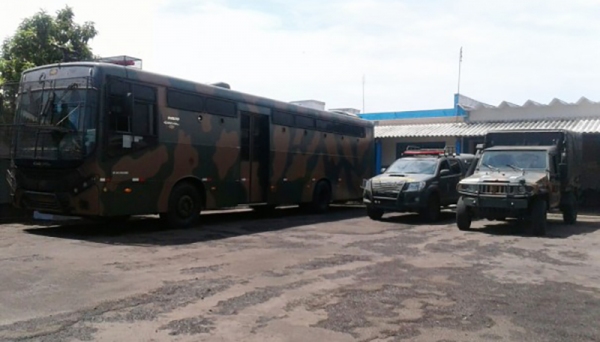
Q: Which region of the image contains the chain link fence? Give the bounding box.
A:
[0,82,31,222]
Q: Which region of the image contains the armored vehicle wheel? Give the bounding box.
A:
[161,182,202,228]
[420,194,440,222]
[456,197,472,231]
[526,198,547,236]
[367,206,384,220]
[562,192,578,225]
[310,181,332,214]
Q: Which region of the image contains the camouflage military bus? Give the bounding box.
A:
[6,60,375,227]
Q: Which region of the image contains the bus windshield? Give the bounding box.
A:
[13,79,97,160]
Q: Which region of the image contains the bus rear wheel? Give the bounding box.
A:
[161,182,202,229]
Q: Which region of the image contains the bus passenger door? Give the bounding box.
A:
[240,112,270,204]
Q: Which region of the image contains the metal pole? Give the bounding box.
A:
[362,74,365,113]
[457,47,463,95]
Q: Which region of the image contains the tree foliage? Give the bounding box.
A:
[0,6,97,154]
[0,6,98,84]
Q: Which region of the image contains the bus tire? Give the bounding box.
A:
[311,181,332,214]
[161,182,202,228]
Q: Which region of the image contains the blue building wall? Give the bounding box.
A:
[359,94,470,174]
[358,94,467,121]
[358,107,466,121]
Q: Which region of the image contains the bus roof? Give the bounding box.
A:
[22,61,373,127]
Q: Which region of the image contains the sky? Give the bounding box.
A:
[2,0,600,113]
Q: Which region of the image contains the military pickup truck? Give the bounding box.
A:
[363,148,475,222]
[456,129,583,236]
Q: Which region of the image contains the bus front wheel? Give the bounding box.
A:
[311,181,332,214]
[161,182,202,228]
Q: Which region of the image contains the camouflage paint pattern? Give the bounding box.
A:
[10,62,375,217]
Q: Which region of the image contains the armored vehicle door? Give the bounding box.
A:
[240,111,270,204]
[549,153,561,208]
[447,158,463,203]
[439,158,462,205]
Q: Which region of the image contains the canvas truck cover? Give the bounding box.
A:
[484,129,583,187]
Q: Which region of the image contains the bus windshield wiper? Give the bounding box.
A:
[54,103,82,128]
[39,91,57,120]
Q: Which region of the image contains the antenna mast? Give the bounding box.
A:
[456,47,463,123]
[457,47,463,95]
[362,74,365,113]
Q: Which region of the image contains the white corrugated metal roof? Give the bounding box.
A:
[375,118,600,138]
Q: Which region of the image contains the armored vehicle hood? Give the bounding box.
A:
[461,170,547,186]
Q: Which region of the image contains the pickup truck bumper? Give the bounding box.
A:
[363,191,426,212]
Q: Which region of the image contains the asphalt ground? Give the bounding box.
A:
[0,205,599,342]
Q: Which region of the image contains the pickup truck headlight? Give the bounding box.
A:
[405,181,425,192]
[363,179,372,192]
[458,183,478,193]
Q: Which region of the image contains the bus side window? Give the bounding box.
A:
[108,79,132,133]
[107,79,157,156]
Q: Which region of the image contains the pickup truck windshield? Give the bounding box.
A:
[386,158,437,174]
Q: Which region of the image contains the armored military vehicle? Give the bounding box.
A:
[456,129,582,236]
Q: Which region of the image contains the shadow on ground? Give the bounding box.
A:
[469,217,600,239]
[23,205,366,246]
[380,210,456,226]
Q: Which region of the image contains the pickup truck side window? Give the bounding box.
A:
[439,160,450,174]
[449,158,462,175]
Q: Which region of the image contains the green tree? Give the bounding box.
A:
[0,5,98,84]
[0,6,97,155]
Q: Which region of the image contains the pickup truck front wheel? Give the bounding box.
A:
[456,196,472,231]
[366,206,384,220]
[420,194,440,222]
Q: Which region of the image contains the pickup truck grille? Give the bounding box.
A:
[371,181,405,198]
[372,182,405,192]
